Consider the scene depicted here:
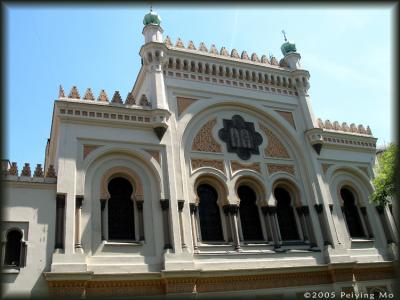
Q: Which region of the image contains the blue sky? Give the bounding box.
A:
[5,4,395,168]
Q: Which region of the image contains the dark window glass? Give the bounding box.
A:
[238,185,263,240]
[341,188,365,238]
[108,177,135,240]
[4,230,22,266]
[198,184,224,241]
[275,187,299,240]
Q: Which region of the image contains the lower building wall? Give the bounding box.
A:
[44,262,396,298]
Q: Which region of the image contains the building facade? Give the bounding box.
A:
[2,10,398,299]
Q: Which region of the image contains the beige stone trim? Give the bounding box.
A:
[144,149,161,164]
[259,124,290,158]
[192,119,222,153]
[321,163,333,175]
[275,110,296,129]
[176,96,198,117]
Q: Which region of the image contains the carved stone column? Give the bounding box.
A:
[359,207,374,239]
[160,199,172,249]
[55,194,66,250]
[314,204,332,245]
[229,205,241,251]
[295,206,309,241]
[177,200,187,249]
[100,199,107,241]
[261,206,272,242]
[75,196,84,250]
[189,203,198,251]
[301,206,317,248]
[136,200,145,241]
[266,206,280,248]
[223,205,233,242]
[376,206,393,243]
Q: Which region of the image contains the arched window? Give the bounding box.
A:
[4,229,25,267]
[238,185,263,241]
[340,187,365,238]
[197,184,224,241]
[107,177,135,240]
[274,187,299,241]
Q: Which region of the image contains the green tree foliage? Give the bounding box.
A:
[371,143,398,206]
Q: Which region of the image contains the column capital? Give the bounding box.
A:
[359,206,367,215]
[160,199,170,210]
[136,200,144,211]
[177,199,185,211]
[223,204,230,215]
[100,199,107,211]
[56,194,66,206]
[76,195,84,209]
[301,205,310,215]
[189,203,197,213]
[314,204,323,214]
[229,204,239,215]
[261,206,269,216]
[267,206,277,215]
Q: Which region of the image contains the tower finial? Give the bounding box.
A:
[282,30,287,42]
[150,5,153,12]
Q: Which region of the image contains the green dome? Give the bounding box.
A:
[281,40,297,56]
[143,10,161,26]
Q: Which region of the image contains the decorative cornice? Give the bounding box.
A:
[317,118,373,137]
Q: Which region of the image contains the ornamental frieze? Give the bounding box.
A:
[218,115,263,160]
[191,159,225,174]
[267,164,295,176]
[259,124,290,159]
[191,119,222,153]
[231,161,261,173]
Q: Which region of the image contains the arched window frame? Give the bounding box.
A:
[2,227,27,269]
[100,169,144,243]
[193,177,230,244]
[234,177,268,243]
[338,184,369,240]
[273,182,304,243]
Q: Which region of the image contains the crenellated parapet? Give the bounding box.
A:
[316,118,372,136]
[58,86,150,107]
[3,162,57,183]
[164,36,281,67]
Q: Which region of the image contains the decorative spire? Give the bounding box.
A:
[143,7,161,26]
[175,38,184,48]
[111,91,123,104]
[21,163,31,177]
[83,88,95,100]
[46,165,57,178]
[251,53,260,62]
[231,49,239,58]
[187,40,196,50]
[198,42,208,52]
[97,89,108,102]
[209,44,218,55]
[139,94,151,106]
[280,30,297,56]
[59,85,65,98]
[33,164,44,177]
[69,86,80,99]
[282,30,287,42]
[164,36,172,47]
[125,92,135,105]
[7,162,18,176]
[220,47,229,56]
[241,51,249,60]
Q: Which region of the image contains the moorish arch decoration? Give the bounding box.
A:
[100,166,144,201]
[176,96,198,117]
[191,119,222,153]
[218,115,263,160]
[258,124,290,159]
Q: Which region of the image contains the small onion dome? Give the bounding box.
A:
[143,10,161,26]
[281,40,297,56]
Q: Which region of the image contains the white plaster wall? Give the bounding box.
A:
[2,183,56,297]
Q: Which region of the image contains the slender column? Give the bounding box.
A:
[229,205,241,251]
[223,205,233,242]
[359,207,374,239]
[314,204,332,245]
[376,206,393,243]
[55,194,66,250]
[100,199,107,241]
[296,206,309,241]
[75,196,84,250]
[189,203,198,251]
[261,206,272,242]
[160,199,172,249]
[177,200,187,249]
[267,206,280,248]
[136,200,145,241]
[301,206,317,248]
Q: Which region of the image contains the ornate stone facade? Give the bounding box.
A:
[275,110,296,129]
[176,96,198,117]
[259,124,290,158]
[231,161,261,173]
[191,158,225,173]
[83,145,102,159]
[191,119,222,152]
[267,164,295,176]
